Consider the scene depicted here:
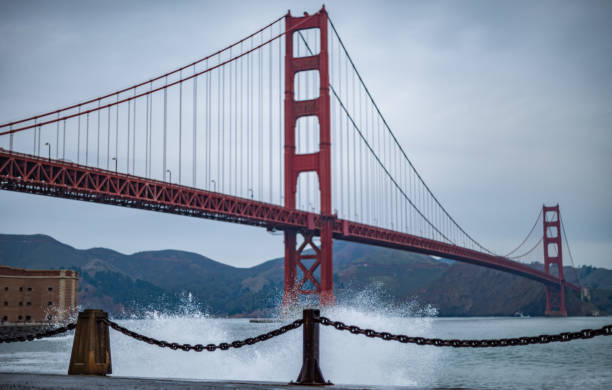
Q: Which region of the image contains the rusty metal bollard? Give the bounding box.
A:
[68,309,112,375]
[294,309,331,385]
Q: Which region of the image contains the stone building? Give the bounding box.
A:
[0,266,78,324]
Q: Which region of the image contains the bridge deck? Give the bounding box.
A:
[0,149,577,291]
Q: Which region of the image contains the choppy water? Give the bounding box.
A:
[1,304,611,389]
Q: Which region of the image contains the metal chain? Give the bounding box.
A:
[102,318,303,351]
[0,323,76,343]
[317,316,612,348]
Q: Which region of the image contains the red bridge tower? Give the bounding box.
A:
[543,204,567,316]
[282,8,334,307]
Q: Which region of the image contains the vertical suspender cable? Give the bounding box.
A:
[377,114,381,226]
[206,60,210,190]
[202,60,213,189]
[240,45,244,196]
[258,33,263,200]
[359,86,363,221]
[248,38,253,195]
[391,142,401,230]
[145,91,149,176]
[222,53,226,193]
[402,153,407,232]
[115,96,119,172]
[247,43,251,196]
[278,23,283,204]
[32,119,36,155]
[127,100,131,173]
[62,120,66,160]
[163,77,167,181]
[37,123,41,157]
[193,67,198,187]
[132,90,136,174]
[208,61,212,190]
[235,46,239,195]
[86,112,90,165]
[178,72,182,184]
[344,51,349,217]
[365,95,369,224]
[96,102,101,166]
[229,47,233,194]
[76,109,80,162]
[269,26,273,202]
[107,106,111,170]
[336,35,342,217]
[217,59,221,191]
[148,84,153,178]
[352,67,357,219]
[397,145,401,230]
[56,113,60,159]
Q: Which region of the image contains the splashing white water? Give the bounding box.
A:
[109,290,438,386]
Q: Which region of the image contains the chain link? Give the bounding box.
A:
[4,316,608,351]
[102,318,303,351]
[0,323,76,343]
[317,317,612,348]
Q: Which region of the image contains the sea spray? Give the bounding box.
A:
[109,288,439,386]
[319,288,440,386]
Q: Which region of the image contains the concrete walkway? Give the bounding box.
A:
[0,373,442,390]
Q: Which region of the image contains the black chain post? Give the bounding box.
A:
[68,309,112,375]
[294,309,332,386]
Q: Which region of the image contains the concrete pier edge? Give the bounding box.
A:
[0,373,444,390]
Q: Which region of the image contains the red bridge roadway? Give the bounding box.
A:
[0,148,578,291]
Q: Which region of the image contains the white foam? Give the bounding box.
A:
[108,290,438,386]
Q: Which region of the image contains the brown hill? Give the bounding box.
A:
[0,234,609,317]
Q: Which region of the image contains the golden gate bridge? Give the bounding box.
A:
[0,6,579,316]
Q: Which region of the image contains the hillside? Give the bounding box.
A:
[0,234,610,317]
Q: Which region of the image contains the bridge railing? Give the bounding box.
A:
[1,309,610,385]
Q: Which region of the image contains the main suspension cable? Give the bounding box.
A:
[297,30,452,243]
[503,208,543,257]
[560,213,582,288]
[0,14,317,137]
[0,15,286,130]
[509,237,543,260]
[327,17,497,254]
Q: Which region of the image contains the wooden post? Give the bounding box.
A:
[68,309,112,375]
[294,309,330,385]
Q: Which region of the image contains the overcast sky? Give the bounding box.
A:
[0,0,610,269]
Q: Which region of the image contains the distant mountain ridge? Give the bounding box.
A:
[0,234,610,317]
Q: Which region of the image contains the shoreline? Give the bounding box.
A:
[0,373,426,390]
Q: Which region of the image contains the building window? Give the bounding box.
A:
[19,302,23,306]
[48,301,53,306]
[27,287,32,291]
[2,316,7,322]
[46,314,52,321]
[26,302,31,306]
[18,315,22,320]
[19,287,23,292]
[48,287,53,291]
[3,287,7,291]
[25,315,31,321]
[3,301,7,306]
